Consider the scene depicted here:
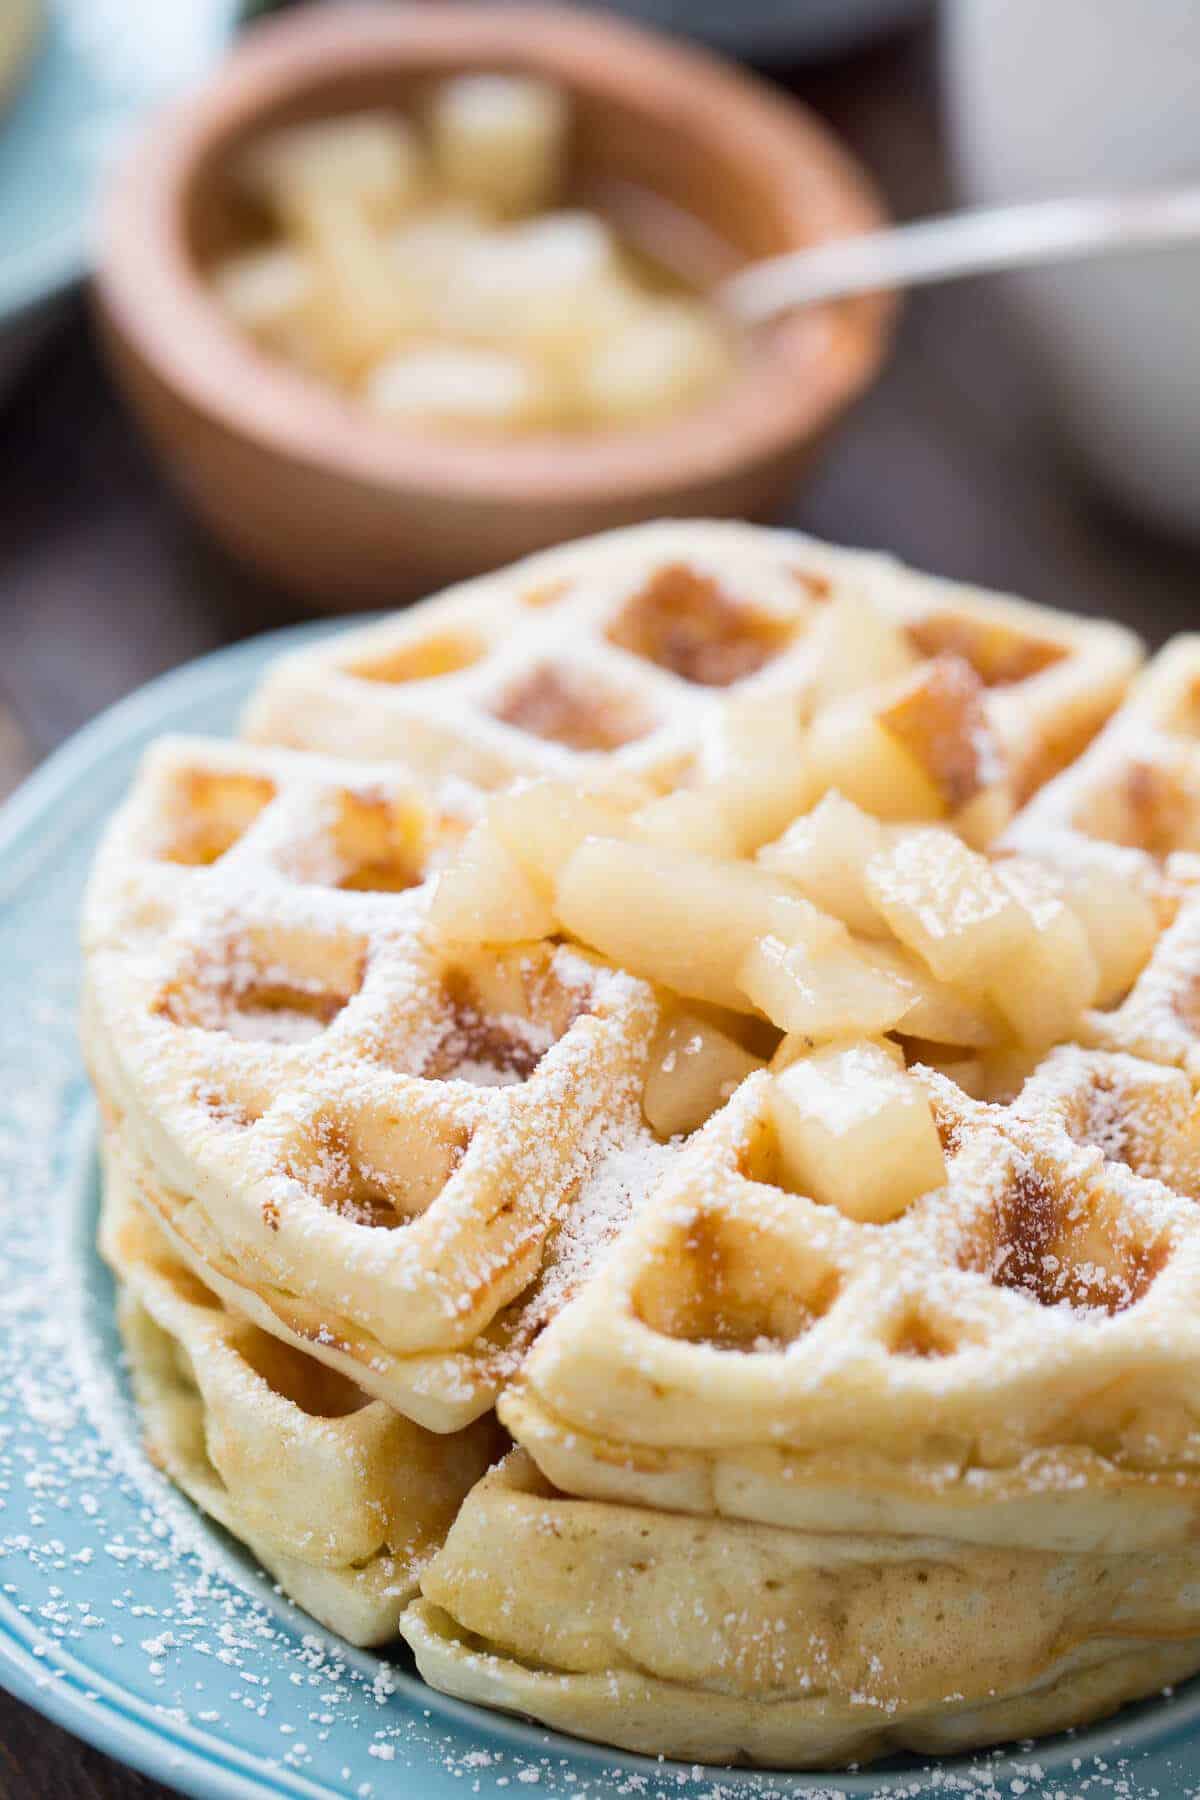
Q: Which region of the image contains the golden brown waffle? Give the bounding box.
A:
[411,1037,1200,1759]
[1084,874,1200,1075]
[83,735,660,1430]
[401,1450,1200,1768]
[242,521,1139,812]
[1005,637,1200,1074]
[501,1050,1200,1531]
[1007,634,1200,863]
[89,530,1200,1771]
[101,1147,499,1646]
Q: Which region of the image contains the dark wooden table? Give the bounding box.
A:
[0,16,1195,1796]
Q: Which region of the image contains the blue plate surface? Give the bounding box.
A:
[3,626,1200,1799]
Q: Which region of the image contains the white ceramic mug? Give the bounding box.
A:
[943,0,1200,539]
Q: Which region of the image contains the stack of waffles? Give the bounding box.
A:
[82,521,1200,1766]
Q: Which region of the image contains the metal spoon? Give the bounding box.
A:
[721,183,1200,324]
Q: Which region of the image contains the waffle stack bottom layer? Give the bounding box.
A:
[403,1451,1200,1768]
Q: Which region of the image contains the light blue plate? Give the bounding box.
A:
[0,0,248,389]
[3,626,1200,1799]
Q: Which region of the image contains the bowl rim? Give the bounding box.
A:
[96,0,894,507]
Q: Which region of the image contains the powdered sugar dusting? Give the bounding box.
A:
[35,550,1200,1788]
[2,681,1024,1797]
[522,1127,676,1340]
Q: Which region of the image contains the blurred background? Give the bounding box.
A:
[0,0,1196,1788]
[1,0,1198,817]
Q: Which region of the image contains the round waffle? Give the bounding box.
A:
[88,525,1200,1771]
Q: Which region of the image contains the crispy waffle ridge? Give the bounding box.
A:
[242,520,1139,807]
[1006,633,1200,865]
[101,1146,499,1646]
[1002,635,1200,1069]
[82,735,660,1431]
[1004,637,1200,1068]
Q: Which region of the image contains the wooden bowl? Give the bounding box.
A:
[95,3,892,608]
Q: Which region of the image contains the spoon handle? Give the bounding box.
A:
[721,184,1200,324]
